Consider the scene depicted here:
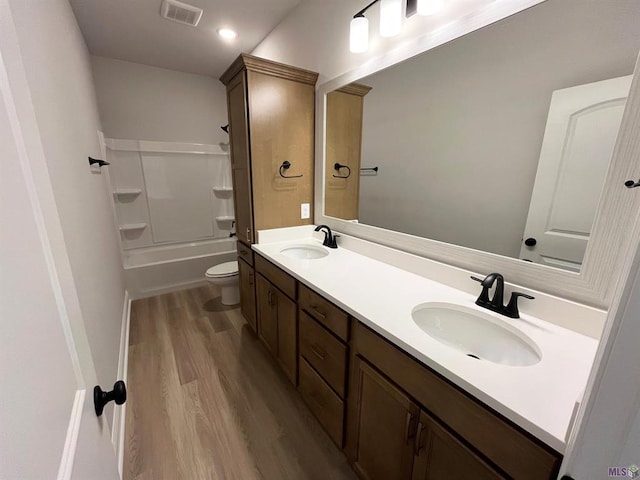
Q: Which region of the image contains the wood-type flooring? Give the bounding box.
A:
[124,284,356,480]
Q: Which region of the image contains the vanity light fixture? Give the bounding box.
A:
[350,0,446,52]
[350,14,369,53]
[350,0,377,53]
[380,0,403,37]
[217,28,238,40]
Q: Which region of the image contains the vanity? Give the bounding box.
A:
[236,227,599,480]
[221,2,640,478]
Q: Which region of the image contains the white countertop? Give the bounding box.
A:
[252,232,599,453]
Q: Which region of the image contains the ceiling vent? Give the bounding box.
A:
[160,0,203,27]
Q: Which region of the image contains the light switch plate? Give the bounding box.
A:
[301,203,310,219]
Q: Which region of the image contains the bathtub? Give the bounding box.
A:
[123,238,237,298]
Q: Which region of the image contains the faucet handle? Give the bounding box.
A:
[470,276,491,306]
[504,292,535,319]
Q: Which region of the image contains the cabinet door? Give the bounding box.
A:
[255,275,297,384]
[247,71,315,231]
[238,258,256,331]
[412,411,505,480]
[226,71,254,245]
[256,274,277,355]
[348,356,419,480]
[274,288,297,384]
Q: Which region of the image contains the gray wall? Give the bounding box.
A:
[357,0,640,258]
[8,0,126,427]
[91,56,228,145]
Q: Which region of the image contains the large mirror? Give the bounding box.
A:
[323,0,640,274]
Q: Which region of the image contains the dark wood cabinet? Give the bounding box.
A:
[220,54,319,246]
[347,356,507,480]
[412,412,505,480]
[299,311,348,397]
[348,322,561,480]
[240,255,561,480]
[256,274,277,354]
[348,356,418,480]
[299,357,345,446]
[238,257,256,332]
[226,72,254,244]
[255,272,297,384]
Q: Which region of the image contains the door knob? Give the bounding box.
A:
[524,237,537,247]
[94,380,126,416]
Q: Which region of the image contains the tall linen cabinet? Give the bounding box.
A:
[220,54,318,332]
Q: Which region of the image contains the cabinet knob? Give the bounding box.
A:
[524,237,537,247]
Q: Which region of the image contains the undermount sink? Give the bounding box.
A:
[411,303,542,367]
[280,245,329,260]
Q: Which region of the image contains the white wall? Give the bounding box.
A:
[8,0,126,426]
[91,56,228,145]
[0,46,80,480]
[356,0,640,258]
[252,0,541,83]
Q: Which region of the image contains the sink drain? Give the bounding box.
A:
[466,353,480,360]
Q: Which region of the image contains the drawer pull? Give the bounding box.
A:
[310,344,326,361]
[414,421,426,456]
[310,305,326,319]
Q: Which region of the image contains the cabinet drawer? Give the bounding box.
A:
[351,322,561,480]
[255,254,296,300]
[298,283,349,341]
[299,357,344,447]
[299,311,348,398]
[237,241,254,266]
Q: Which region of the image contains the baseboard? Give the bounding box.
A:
[57,389,86,480]
[112,290,131,479]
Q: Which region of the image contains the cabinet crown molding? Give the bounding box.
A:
[220,53,319,86]
[336,83,372,97]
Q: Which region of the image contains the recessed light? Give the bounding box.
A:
[217,28,238,39]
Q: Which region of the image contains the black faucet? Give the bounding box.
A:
[471,273,534,318]
[314,225,339,248]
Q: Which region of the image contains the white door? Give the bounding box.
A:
[519,75,632,272]
[0,24,120,480]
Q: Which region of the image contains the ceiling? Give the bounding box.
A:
[69,0,302,78]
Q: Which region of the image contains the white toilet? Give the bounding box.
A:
[205,260,240,305]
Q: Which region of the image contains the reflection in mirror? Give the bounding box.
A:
[325,83,371,220]
[323,0,640,272]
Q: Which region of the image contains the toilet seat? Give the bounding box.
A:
[205,261,238,278]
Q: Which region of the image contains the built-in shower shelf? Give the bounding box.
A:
[113,188,142,197]
[212,187,233,194]
[119,223,148,232]
[215,216,235,222]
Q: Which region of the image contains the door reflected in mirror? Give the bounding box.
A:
[323,0,640,273]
